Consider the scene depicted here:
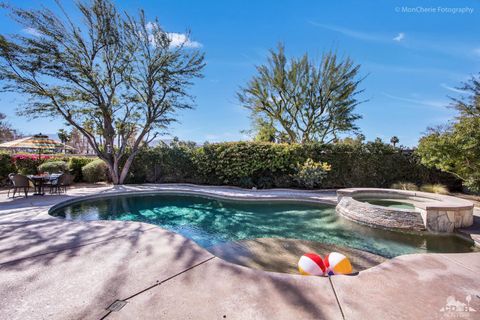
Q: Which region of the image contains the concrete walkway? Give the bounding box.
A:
[0,184,479,320]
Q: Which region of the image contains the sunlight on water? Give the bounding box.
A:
[53,194,477,258]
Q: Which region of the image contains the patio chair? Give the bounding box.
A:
[49,173,74,194]
[7,173,30,198]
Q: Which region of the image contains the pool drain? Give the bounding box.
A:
[106,300,127,312]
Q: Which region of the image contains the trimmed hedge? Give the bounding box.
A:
[38,160,68,173]
[2,141,461,189]
[81,159,108,183]
[126,141,198,184]
[68,157,96,182]
[127,141,461,190]
[3,153,98,182]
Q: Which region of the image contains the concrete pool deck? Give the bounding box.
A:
[0,184,479,319]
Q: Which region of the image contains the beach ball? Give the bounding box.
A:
[298,253,326,276]
[324,252,353,275]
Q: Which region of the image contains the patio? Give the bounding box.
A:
[0,184,479,319]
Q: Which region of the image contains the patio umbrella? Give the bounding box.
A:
[0,133,75,157]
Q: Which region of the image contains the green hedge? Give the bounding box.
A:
[4,154,98,182]
[38,160,68,173]
[81,159,108,183]
[126,141,198,184]
[2,141,460,189]
[127,141,461,190]
[12,154,54,175]
[0,152,15,184]
[68,157,96,182]
[194,142,304,187]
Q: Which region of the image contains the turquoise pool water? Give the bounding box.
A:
[50,193,477,258]
[356,198,416,210]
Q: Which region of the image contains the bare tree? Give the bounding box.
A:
[0,0,205,184]
[0,112,20,143]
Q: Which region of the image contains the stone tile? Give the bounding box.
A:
[1,184,479,320]
[0,219,156,264]
[331,253,480,320]
[0,227,213,320]
[440,252,480,273]
[109,258,342,320]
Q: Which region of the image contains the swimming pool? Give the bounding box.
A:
[49,193,477,259]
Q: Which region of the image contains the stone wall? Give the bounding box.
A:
[419,208,474,233]
[336,197,425,231]
[336,188,474,234]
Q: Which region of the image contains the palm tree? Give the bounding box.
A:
[390,136,399,147]
[57,129,71,154]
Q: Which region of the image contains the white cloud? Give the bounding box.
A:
[393,32,405,42]
[309,21,479,60]
[440,83,471,95]
[23,27,41,37]
[308,21,384,42]
[167,32,202,48]
[145,22,156,32]
[364,62,467,80]
[145,22,201,48]
[382,92,448,108]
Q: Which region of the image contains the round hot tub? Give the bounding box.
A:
[336,188,474,233]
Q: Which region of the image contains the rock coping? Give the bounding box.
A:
[336,188,474,233]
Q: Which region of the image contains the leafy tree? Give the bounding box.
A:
[0,112,20,143]
[57,129,71,145]
[238,44,365,144]
[69,127,91,155]
[0,0,205,184]
[57,128,72,154]
[390,136,399,147]
[253,118,276,142]
[417,74,480,192]
[338,134,365,146]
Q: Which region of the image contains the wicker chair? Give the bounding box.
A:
[49,173,74,194]
[7,173,30,198]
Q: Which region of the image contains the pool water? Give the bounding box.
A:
[50,194,477,259]
[356,198,415,210]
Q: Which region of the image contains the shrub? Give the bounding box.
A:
[127,141,461,190]
[464,176,480,194]
[293,158,331,188]
[12,154,53,175]
[192,142,304,187]
[390,182,418,191]
[38,160,68,174]
[125,141,199,184]
[81,159,108,183]
[0,152,15,184]
[68,157,96,182]
[420,184,449,194]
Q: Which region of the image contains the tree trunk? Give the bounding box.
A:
[118,154,136,184]
[106,160,120,185]
[102,153,136,185]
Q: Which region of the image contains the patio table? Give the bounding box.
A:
[28,174,57,196]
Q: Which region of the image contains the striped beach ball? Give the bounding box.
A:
[298,253,326,276]
[324,252,353,275]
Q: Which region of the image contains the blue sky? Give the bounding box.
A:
[1,0,479,146]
